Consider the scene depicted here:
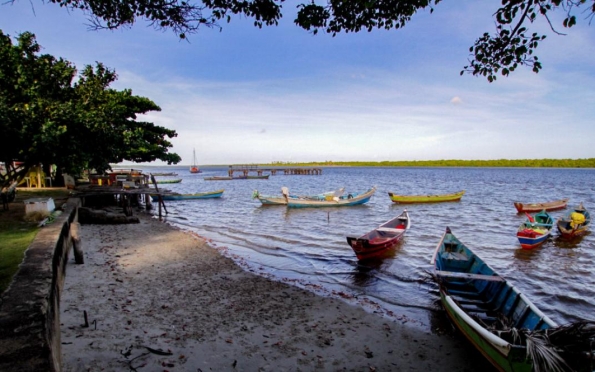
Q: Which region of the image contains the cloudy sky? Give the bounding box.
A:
[1,1,594,165]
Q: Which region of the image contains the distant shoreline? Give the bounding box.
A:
[116,158,595,169]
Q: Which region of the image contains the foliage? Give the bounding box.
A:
[7,0,594,80]
[264,158,595,168]
[0,31,181,188]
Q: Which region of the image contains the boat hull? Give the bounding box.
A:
[516,231,550,249]
[432,227,558,372]
[150,190,224,201]
[287,188,376,208]
[513,198,569,213]
[388,190,465,204]
[347,210,409,260]
[516,210,553,249]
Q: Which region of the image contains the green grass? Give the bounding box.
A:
[0,188,71,293]
[0,221,38,292]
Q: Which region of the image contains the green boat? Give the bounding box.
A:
[149,178,182,184]
[150,189,224,201]
[431,227,595,372]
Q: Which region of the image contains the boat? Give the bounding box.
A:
[516,210,554,249]
[253,187,345,206]
[204,175,269,181]
[430,227,595,372]
[150,189,224,201]
[286,187,376,208]
[346,209,410,260]
[556,203,591,238]
[151,172,178,177]
[148,178,182,184]
[387,190,465,204]
[513,198,569,213]
[189,148,201,174]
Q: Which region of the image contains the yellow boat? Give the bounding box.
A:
[387,190,465,204]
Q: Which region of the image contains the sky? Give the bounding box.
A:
[1,1,594,166]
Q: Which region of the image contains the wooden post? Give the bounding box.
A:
[150,175,167,215]
[70,222,84,264]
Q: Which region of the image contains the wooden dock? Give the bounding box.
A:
[227,165,322,177]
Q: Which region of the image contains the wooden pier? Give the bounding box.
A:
[228,165,322,177]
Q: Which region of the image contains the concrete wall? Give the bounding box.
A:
[0,198,80,372]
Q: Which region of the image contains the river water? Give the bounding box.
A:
[137,166,594,332]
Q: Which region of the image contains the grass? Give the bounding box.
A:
[0,188,71,293]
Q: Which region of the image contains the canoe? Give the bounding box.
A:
[149,178,182,184]
[516,210,554,249]
[151,172,178,176]
[150,189,224,201]
[556,203,591,238]
[514,198,569,213]
[286,187,376,208]
[253,187,345,206]
[387,190,465,204]
[205,175,269,181]
[431,227,561,371]
[346,209,410,260]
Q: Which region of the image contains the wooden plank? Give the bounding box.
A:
[436,270,504,282]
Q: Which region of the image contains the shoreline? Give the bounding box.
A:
[60,212,493,371]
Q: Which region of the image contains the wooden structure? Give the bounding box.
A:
[227,165,322,178]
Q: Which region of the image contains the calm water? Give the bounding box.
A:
[139,166,595,331]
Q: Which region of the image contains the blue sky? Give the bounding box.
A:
[1,1,594,165]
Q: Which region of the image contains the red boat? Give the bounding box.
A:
[346,210,410,260]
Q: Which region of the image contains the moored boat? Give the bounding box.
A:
[557,203,591,239]
[149,178,182,184]
[151,172,178,176]
[387,190,465,204]
[253,187,345,206]
[516,210,554,249]
[346,209,410,260]
[431,227,594,372]
[514,198,569,213]
[189,148,201,173]
[286,187,376,208]
[150,189,224,201]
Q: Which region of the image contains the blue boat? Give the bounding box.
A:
[516,210,554,249]
[286,187,376,208]
[432,227,573,372]
[150,189,224,201]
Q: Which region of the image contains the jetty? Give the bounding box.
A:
[228,165,322,178]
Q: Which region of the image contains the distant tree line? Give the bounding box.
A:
[267,159,595,168]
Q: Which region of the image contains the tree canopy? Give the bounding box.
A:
[14,0,595,81]
[0,31,181,188]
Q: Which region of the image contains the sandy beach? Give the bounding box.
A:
[60,211,492,371]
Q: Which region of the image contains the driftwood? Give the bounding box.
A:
[70,222,84,264]
[78,207,140,225]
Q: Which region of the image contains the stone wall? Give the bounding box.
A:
[0,198,80,372]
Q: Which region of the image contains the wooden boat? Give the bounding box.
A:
[431,227,561,371]
[557,203,591,238]
[346,209,410,260]
[189,148,201,173]
[516,210,554,249]
[149,178,182,184]
[286,187,376,208]
[253,187,345,206]
[151,172,178,176]
[387,190,465,204]
[204,175,269,181]
[150,189,224,201]
[514,198,569,213]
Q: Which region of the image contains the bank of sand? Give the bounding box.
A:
[60,212,492,371]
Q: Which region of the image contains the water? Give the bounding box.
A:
[138,166,595,331]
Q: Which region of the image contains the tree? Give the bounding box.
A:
[10,0,594,81]
[0,31,181,188]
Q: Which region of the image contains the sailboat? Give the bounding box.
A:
[189,148,201,173]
